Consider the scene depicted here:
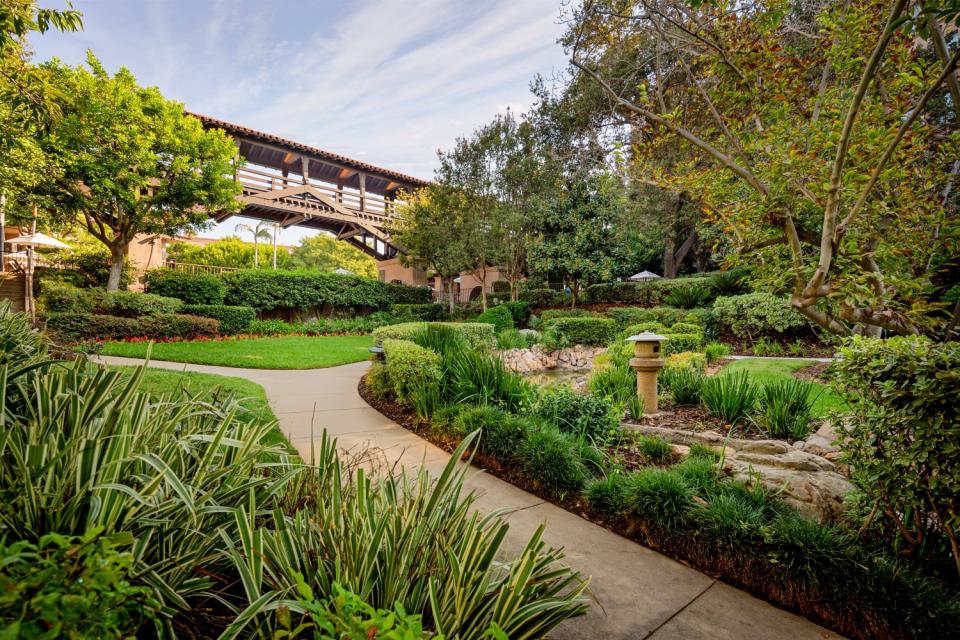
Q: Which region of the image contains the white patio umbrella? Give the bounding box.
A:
[5,233,72,319]
[628,270,662,281]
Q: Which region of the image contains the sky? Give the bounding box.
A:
[32,0,570,242]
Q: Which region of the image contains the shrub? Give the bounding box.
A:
[365,363,393,401]
[606,306,689,328]
[39,282,96,314]
[301,314,397,335]
[710,269,749,296]
[0,530,160,638]
[547,317,617,346]
[834,336,960,575]
[180,304,256,335]
[98,290,183,317]
[473,305,514,333]
[454,406,529,463]
[659,367,705,406]
[390,303,447,321]
[144,269,226,305]
[501,300,531,327]
[701,371,758,424]
[664,286,712,309]
[540,308,602,322]
[0,301,49,366]
[662,332,702,356]
[664,351,707,372]
[45,312,137,342]
[584,277,714,306]
[220,269,430,312]
[142,313,221,340]
[247,318,296,335]
[754,379,819,440]
[372,322,497,351]
[382,339,443,404]
[674,456,721,496]
[667,321,704,336]
[704,341,732,364]
[638,435,674,463]
[626,468,694,531]
[623,321,669,336]
[518,287,566,307]
[712,293,810,340]
[448,350,532,412]
[586,474,631,517]
[518,426,588,498]
[532,385,620,441]
[497,328,537,350]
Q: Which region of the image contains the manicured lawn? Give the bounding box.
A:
[109,365,293,452]
[722,357,846,416]
[100,335,373,369]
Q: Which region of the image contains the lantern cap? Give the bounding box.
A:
[626,331,668,343]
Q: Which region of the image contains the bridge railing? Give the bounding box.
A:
[237,165,397,216]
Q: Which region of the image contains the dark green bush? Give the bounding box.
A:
[518,426,587,498]
[448,350,532,412]
[587,365,635,406]
[473,305,514,333]
[390,303,447,321]
[626,468,694,531]
[39,282,96,314]
[221,270,430,312]
[834,336,960,575]
[664,286,712,309]
[98,290,182,317]
[140,314,220,339]
[46,313,141,342]
[662,333,702,356]
[532,385,619,441]
[584,277,714,306]
[453,406,529,463]
[710,269,749,296]
[586,474,631,517]
[701,371,758,424]
[0,530,160,638]
[501,300,531,327]
[696,493,769,548]
[383,339,443,404]
[712,293,810,340]
[539,308,602,322]
[181,304,256,335]
[518,288,566,307]
[144,270,226,305]
[606,306,690,328]
[547,317,617,346]
[673,456,720,495]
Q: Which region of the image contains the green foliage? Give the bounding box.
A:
[587,365,636,406]
[372,322,496,351]
[585,474,631,517]
[638,436,674,463]
[496,328,537,350]
[664,285,712,309]
[0,529,160,639]
[365,363,394,402]
[701,371,759,424]
[751,336,785,356]
[710,270,749,296]
[659,367,705,406]
[688,443,722,462]
[518,288,566,307]
[0,301,48,367]
[712,293,810,340]
[500,300,531,327]
[662,333,702,356]
[473,305,514,332]
[626,468,694,531]
[144,269,226,305]
[288,233,378,278]
[673,456,721,496]
[448,350,532,412]
[834,336,960,575]
[668,322,704,336]
[47,238,134,288]
[606,306,691,328]
[453,406,529,463]
[38,281,96,314]
[532,385,619,441]
[546,317,617,346]
[45,311,219,342]
[248,318,296,336]
[222,270,431,312]
[539,308,602,322]
[98,290,183,317]
[180,304,256,335]
[167,236,290,271]
[585,277,714,306]
[663,351,706,372]
[301,314,398,336]
[141,313,221,340]
[518,426,588,498]
[390,303,447,321]
[383,339,443,404]
[704,341,732,364]
[754,379,819,440]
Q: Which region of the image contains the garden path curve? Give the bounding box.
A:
[99,355,843,640]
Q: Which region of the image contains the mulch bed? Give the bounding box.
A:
[793,361,832,384]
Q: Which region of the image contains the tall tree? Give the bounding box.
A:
[40,53,241,289]
[289,234,377,278]
[568,0,960,336]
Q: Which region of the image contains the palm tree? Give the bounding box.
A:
[234,221,272,268]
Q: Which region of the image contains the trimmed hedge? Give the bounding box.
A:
[382,338,442,403]
[584,277,714,306]
[473,306,513,333]
[372,322,497,351]
[712,293,810,340]
[221,270,431,312]
[540,309,602,322]
[519,288,566,307]
[46,312,219,342]
[390,303,446,321]
[663,333,703,356]
[606,306,693,328]
[98,291,182,317]
[181,304,256,335]
[144,270,226,305]
[501,301,531,327]
[547,317,617,346]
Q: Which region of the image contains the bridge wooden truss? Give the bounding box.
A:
[194,114,428,260]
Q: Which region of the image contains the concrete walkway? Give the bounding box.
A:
[100,356,842,640]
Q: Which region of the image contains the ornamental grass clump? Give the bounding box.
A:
[700,371,758,424]
[659,367,705,405]
[518,426,589,498]
[626,468,694,532]
[754,379,820,440]
[638,435,674,464]
[585,474,631,518]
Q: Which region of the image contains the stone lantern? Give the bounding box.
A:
[626,332,667,415]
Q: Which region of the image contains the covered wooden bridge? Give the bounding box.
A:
[193,114,428,261]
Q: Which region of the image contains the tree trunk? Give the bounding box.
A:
[479,264,488,312]
[253,237,259,268]
[570,278,579,308]
[445,277,456,315]
[106,242,126,291]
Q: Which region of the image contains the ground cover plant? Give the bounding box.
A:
[100,334,373,369]
[0,306,590,638]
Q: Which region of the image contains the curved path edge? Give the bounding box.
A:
[98,355,842,640]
